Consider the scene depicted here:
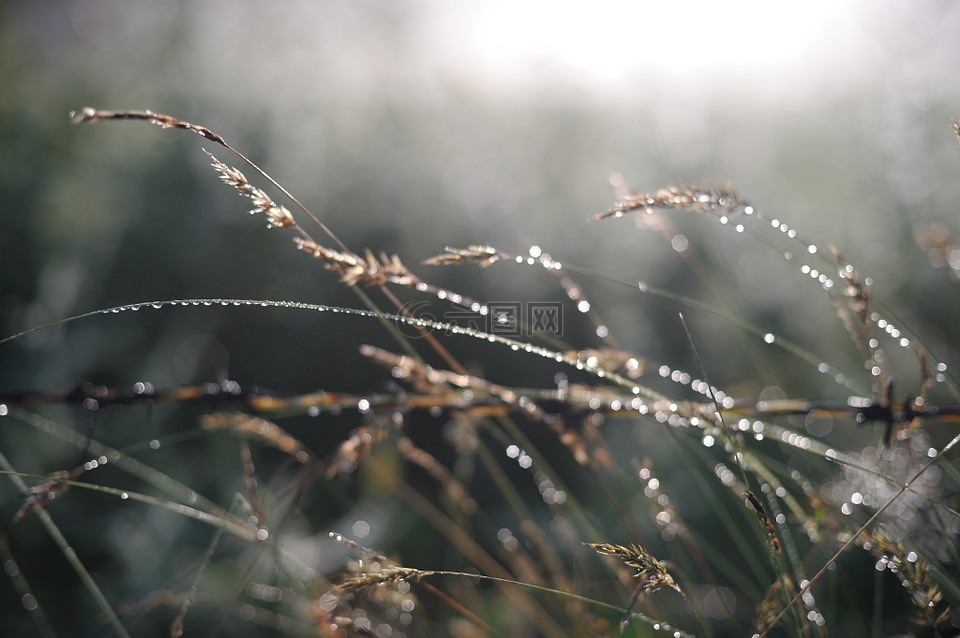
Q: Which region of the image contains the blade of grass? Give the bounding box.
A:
[0,451,130,638]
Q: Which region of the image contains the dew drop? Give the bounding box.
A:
[352,520,370,538]
[318,593,338,611]
[21,594,38,611]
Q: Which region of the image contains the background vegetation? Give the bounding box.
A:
[3,2,960,636]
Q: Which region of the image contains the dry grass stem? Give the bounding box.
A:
[585,542,681,632]
[70,106,348,250]
[13,470,77,522]
[859,530,947,629]
[584,542,679,595]
[423,245,509,267]
[200,412,312,463]
[333,565,428,594]
[744,490,783,557]
[294,239,417,287]
[205,151,296,229]
[592,184,748,221]
[832,247,870,322]
[395,436,477,515]
[69,107,227,144]
[323,426,375,478]
[754,575,798,633]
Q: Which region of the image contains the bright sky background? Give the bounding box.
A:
[424,0,878,97]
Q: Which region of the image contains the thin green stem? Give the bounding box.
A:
[0,453,130,638]
[759,429,960,636]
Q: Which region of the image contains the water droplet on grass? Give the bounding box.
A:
[21,594,37,611]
